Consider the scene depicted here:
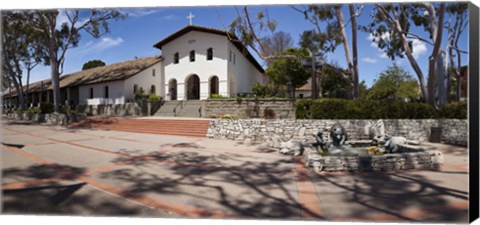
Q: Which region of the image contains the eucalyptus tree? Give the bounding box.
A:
[445,2,468,101]
[24,9,125,112]
[364,3,446,107]
[292,4,364,99]
[2,11,45,109]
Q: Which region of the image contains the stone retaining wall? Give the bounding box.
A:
[439,119,468,146]
[76,101,162,117]
[203,99,295,119]
[207,119,468,146]
[4,113,86,126]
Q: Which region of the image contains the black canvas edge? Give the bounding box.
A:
[469,1,480,223]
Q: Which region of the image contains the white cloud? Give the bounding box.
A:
[367,32,428,60]
[79,37,124,54]
[362,57,377,63]
[125,9,158,17]
[379,52,389,59]
[161,14,178,20]
[367,32,391,59]
[410,39,427,59]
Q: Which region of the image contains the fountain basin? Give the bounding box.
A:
[302,143,444,172]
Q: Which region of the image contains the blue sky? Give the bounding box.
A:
[26,3,469,88]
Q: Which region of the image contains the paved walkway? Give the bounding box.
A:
[1,120,469,222]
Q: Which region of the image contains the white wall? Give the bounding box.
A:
[79,80,125,105]
[296,90,311,99]
[227,42,264,96]
[124,62,163,100]
[162,31,229,100]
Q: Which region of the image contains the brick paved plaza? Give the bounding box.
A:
[1,120,469,222]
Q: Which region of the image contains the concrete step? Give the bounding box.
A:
[153,100,204,118]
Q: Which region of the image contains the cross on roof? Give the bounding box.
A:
[187,12,195,25]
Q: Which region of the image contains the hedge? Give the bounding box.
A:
[438,101,467,119]
[295,98,465,119]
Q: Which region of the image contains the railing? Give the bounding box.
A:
[172,101,183,117]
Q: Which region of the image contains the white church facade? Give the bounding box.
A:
[2,25,265,107]
[156,26,264,101]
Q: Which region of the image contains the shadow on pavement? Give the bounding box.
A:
[313,171,468,222]
[104,150,321,219]
[3,164,86,181]
[1,142,25,149]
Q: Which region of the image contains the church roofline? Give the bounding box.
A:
[153,25,265,73]
[3,56,163,98]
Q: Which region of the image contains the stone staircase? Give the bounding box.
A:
[154,100,204,117]
[68,117,211,137]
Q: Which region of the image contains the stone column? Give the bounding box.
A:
[67,87,71,108]
[200,81,209,100]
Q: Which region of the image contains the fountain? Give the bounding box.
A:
[278,120,444,172]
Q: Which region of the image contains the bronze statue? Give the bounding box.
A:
[330,122,347,146]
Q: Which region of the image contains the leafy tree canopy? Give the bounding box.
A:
[319,62,352,99]
[367,63,420,102]
[82,59,106,70]
[265,48,311,90]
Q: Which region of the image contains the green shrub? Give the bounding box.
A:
[310,99,350,119]
[148,93,161,101]
[40,103,54,114]
[221,114,238,119]
[24,108,41,114]
[64,108,78,115]
[404,102,438,119]
[438,101,467,119]
[298,98,439,119]
[210,94,224,99]
[252,82,271,98]
[295,98,313,119]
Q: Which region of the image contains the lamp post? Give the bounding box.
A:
[307,49,323,99]
[287,80,293,99]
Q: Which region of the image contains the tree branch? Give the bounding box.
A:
[405,32,434,45]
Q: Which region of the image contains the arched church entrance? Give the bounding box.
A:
[168,79,177,100]
[209,76,219,97]
[186,74,200,100]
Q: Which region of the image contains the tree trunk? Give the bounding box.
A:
[50,58,61,113]
[456,49,462,101]
[3,56,26,109]
[335,6,356,98]
[25,68,31,107]
[375,4,427,103]
[311,52,318,99]
[426,3,446,108]
[349,4,360,99]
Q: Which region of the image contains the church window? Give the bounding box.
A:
[134,84,138,94]
[207,48,213,60]
[105,86,109,98]
[190,50,195,62]
[174,53,179,64]
[151,85,156,94]
[233,54,236,64]
[90,88,94,98]
[152,69,156,77]
[229,51,232,62]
